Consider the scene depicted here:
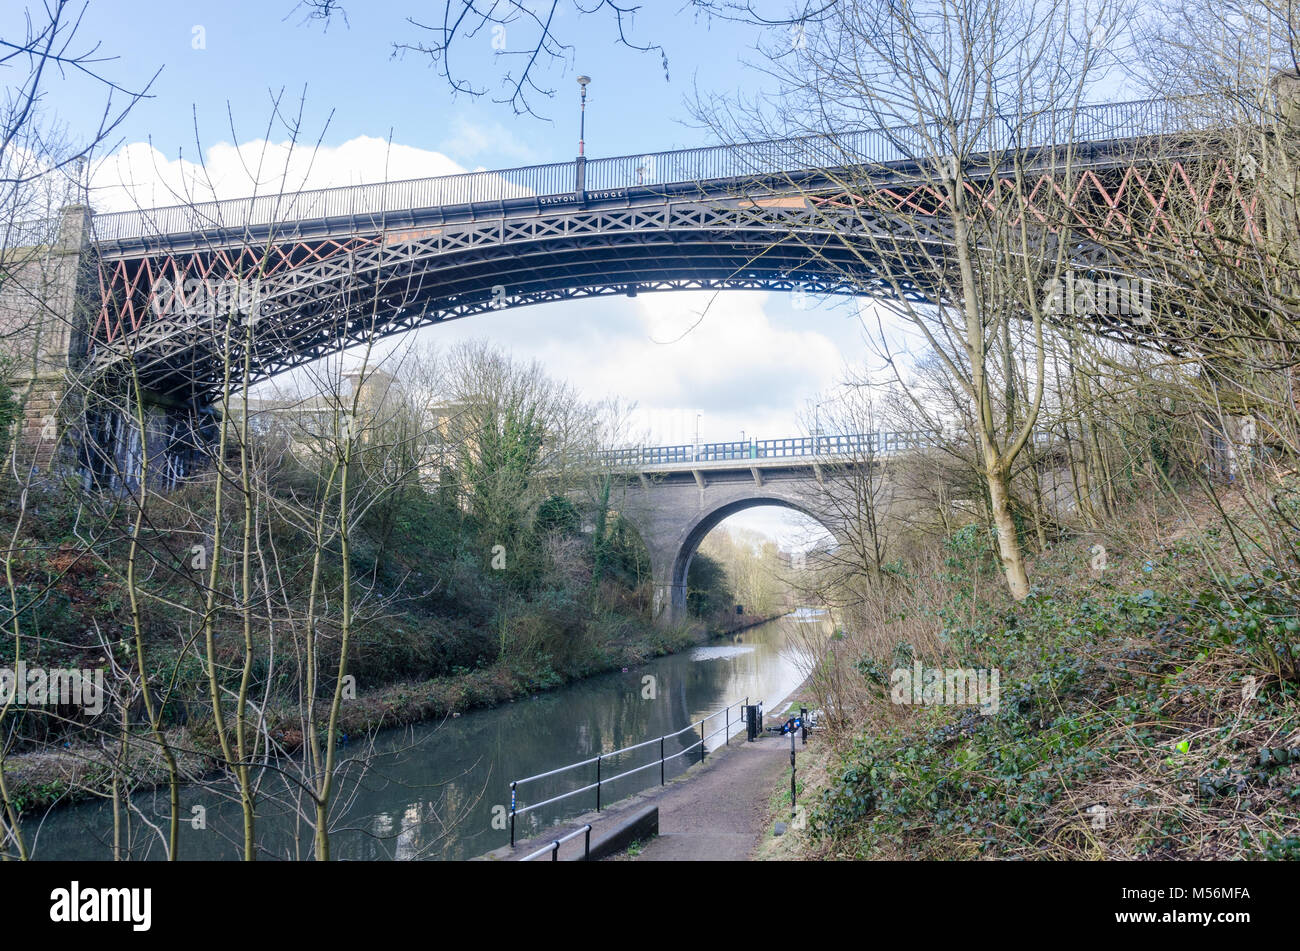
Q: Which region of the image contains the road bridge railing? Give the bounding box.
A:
[595,430,943,468]
[83,98,1202,248]
[507,697,751,848]
[595,429,1060,469]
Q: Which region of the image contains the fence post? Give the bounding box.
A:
[725,705,730,745]
[660,736,665,785]
[509,781,517,847]
[596,754,602,812]
[700,719,706,763]
[584,825,591,861]
[790,730,797,821]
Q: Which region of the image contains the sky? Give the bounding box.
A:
[9,0,1070,545]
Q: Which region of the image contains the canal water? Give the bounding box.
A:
[25,610,828,861]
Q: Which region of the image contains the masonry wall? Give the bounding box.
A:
[0,206,93,467]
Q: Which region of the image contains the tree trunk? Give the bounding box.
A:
[987,463,1030,600]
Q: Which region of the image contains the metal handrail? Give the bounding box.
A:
[516,782,604,817]
[87,98,1201,243]
[595,430,940,467]
[508,696,751,847]
[520,824,593,862]
[594,428,1062,468]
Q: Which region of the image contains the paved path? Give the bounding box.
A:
[627,736,793,861]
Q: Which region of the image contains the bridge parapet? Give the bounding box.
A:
[596,431,943,469]
[597,429,1064,471]
[83,97,1192,250]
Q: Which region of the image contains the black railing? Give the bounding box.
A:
[596,430,940,467]
[520,824,592,862]
[88,98,1199,243]
[507,697,752,848]
[595,428,1057,468]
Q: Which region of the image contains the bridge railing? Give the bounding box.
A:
[585,98,1194,192]
[89,160,578,243]
[595,430,947,467]
[507,697,751,848]
[87,97,1203,245]
[2,217,61,249]
[595,428,1066,468]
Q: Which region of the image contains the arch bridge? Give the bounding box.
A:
[598,430,1057,626]
[0,98,1262,482]
[78,96,1242,409]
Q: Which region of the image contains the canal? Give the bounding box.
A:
[25,610,828,860]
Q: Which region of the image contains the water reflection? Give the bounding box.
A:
[26,613,825,861]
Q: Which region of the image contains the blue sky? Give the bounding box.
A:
[37,1,775,168]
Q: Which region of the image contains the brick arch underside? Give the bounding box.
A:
[668,495,842,617]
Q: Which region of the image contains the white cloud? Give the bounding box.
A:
[596,291,844,442]
[722,507,832,549]
[436,115,538,166]
[418,290,846,445]
[89,135,469,212]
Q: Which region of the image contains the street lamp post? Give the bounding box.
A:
[812,397,832,454]
[577,75,590,155]
[576,75,591,193]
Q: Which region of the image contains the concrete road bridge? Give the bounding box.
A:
[602,431,929,623]
[598,430,1062,624]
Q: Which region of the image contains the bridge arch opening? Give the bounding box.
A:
[670,497,837,622]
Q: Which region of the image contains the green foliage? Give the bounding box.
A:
[460,399,544,548]
[1200,565,1300,681]
[601,514,650,588]
[535,495,581,538]
[687,552,733,618]
[812,558,1300,860]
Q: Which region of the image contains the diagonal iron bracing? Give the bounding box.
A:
[83,98,1259,403]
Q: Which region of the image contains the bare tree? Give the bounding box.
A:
[295,0,823,118]
[690,0,1129,599]
[0,0,155,862]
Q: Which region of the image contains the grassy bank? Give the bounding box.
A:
[774,488,1300,860]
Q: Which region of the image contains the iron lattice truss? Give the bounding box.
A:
[90,145,1262,403]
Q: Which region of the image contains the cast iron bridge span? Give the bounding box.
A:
[83,97,1242,404]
